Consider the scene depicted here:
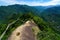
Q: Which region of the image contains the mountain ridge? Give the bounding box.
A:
[0,4,60,40]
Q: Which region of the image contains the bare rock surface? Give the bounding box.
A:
[8,20,38,40]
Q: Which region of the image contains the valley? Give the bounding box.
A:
[0,4,60,40]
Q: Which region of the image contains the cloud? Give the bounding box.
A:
[26,0,60,6]
[0,0,18,4]
[0,0,60,6]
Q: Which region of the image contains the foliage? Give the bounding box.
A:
[0,5,60,40]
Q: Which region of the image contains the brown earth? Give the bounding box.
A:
[8,20,39,40]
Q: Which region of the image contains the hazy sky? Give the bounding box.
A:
[0,0,60,6]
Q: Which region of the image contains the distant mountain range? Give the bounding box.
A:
[0,4,60,23]
[0,4,36,23]
[0,4,60,40]
[39,6,60,33]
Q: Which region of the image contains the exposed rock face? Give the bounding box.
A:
[8,20,38,40]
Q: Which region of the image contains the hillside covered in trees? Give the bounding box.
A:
[0,4,60,40]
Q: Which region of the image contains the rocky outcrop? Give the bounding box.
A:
[8,20,40,40]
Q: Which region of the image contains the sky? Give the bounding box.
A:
[0,0,60,6]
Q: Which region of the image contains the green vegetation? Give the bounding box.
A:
[0,4,60,40]
[40,6,60,34]
[0,12,42,40]
[36,6,60,40]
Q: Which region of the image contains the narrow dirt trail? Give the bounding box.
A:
[8,20,37,40]
[0,18,19,40]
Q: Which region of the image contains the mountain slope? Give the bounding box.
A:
[0,4,37,23]
[33,6,46,12]
[32,6,54,13]
[0,4,60,40]
[40,6,60,34]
